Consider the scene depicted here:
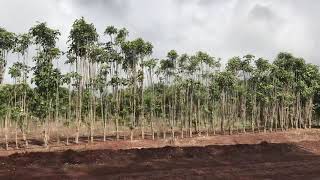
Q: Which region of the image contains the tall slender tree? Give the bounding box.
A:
[0,27,15,84]
[68,17,98,143]
[29,22,61,147]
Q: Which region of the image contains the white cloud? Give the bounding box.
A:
[1,0,319,82]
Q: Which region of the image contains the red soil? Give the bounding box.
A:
[1,129,320,179]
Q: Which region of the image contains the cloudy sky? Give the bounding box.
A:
[0,0,319,81]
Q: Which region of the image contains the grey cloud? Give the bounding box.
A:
[197,0,230,6]
[70,0,130,18]
[249,4,276,22]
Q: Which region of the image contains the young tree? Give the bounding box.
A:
[30,22,61,147]
[14,33,32,147]
[0,27,15,84]
[68,17,98,143]
[122,38,153,140]
[144,58,158,139]
[104,26,127,140]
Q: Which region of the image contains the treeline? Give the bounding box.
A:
[0,17,320,149]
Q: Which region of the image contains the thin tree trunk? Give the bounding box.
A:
[221,90,226,134]
[5,114,9,150]
[189,86,193,137]
[15,121,18,149]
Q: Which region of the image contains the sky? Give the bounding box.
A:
[0,0,319,82]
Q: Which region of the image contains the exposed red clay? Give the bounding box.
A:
[1,129,320,179]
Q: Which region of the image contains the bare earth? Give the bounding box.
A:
[1,129,320,179]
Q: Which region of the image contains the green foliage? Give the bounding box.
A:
[0,27,16,52]
[2,19,320,137]
[68,17,98,57]
[29,22,60,51]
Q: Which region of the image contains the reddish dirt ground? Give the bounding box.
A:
[1,129,320,179]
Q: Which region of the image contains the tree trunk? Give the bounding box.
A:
[131,65,137,141]
[4,114,9,150]
[151,120,155,140]
[15,121,18,149]
[308,98,313,128]
[66,133,69,146]
[130,129,134,141]
[75,84,82,144]
[221,90,226,134]
[197,98,201,136]
[55,80,60,145]
[251,92,256,133]
[43,123,48,148]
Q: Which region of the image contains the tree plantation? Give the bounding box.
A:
[1,17,320,150]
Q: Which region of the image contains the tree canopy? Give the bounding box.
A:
[0,17,320,148]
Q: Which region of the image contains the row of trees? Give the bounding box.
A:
[0,18,320,149]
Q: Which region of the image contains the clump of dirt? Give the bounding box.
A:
[133,146,185,159]
[260,140,269,145]
[61,149,81,164]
